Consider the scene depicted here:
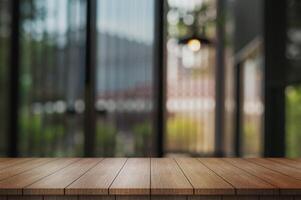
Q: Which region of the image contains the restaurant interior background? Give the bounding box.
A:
[0,0,300,158]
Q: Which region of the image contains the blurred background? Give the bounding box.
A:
[0,0,300,158]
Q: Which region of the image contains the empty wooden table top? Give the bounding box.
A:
[0,158,300,197]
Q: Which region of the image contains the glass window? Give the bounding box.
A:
[285,0,301,158]
[240,46,264,157]
[165,0,217,156]
[223,0,236,156]
[95,0,155,156]
[286,85,301,157]
[18,0,86,156]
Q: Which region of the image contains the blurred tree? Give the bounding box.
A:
[286,85,301,157]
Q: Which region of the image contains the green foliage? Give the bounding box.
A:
[168,1,216,39]
[286,85,301,157]
[166,115,201,152]
[242,119,261,156]
[133,121,152,156]
[96,122,116,156]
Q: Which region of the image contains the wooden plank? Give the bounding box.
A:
[151,158,193,195]
[0,159,12,163]
[78,196,114,200]
[66,158,127,195]
[249,158,301,180]
[188,196,221,200]
[199,158,277,195]
[222,196,258,200]
[151,196,186,200]
[0,158,78,195]
[110,158,150,195]
[175,158,234,195]
[116,196,150,200]
[43,196,77,200]
[0,158,54,181]
[268,158,301,169]
[0,159,33,171]
[225,158,301,195]
[24,158,102,195]
[259,196,294,200]
[7,196,42,200]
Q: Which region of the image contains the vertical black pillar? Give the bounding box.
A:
[8,0,20,157]
[234,63,243,157]
[84,0,97,157]
[152,0,165,157]
[214,0,226,157]
[264,0,286,157]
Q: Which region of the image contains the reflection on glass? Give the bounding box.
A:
[285,0,301,158]
[223,0,235,156]
[241,45,264,157]
[286,85,301,157]
[96,0,155,156]
[18,0,86,156]
[165,0,216,155]
[0,0,11,156]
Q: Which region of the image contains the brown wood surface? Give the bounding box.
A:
[115,196,150,200]
[175,158,234,195]
[0,158,33,171]
[224,158,301,195]
[24,158,102,195]
[0,158,54,181]
[151,158,193,195]
[199,158,277,195]
[110,158,150,195]
[0,158,299,197]
[249,158,301,180]
[66,158,127,195]
[0,158,78,195]
[7,196,42,200]
[0,158,12,163]
[268,158,301,169]
[188,196,221,200]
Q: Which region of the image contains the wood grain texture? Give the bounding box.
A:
[188,195,221,200]
[249,158,301,180]
[199,158,277,195]
[78,196,114,200]
[0,158,299,197]
[0,159,12,163]
[175,158,234,195]
[0,158,53,181]
[0,159,33,171]
[7,196,42,200]
[24,158,102,195]
[116,195,150,200]
[151,158,193,195]
[259,196,294,200]
[268,158,301,169]
[225,158,301,195]
[222,196,259,200]
[110,158,150,195]
[43,196,77,200]
[0,158,78,195]
[66,158,127,195]
[151,196,187,200]
[78,195,116,200]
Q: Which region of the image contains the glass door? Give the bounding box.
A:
[95,0,156,156]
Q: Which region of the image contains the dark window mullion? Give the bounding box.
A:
[84,0,97,157]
